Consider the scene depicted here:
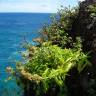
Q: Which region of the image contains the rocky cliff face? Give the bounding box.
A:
[71,0,96,64]
[66,0,96,96]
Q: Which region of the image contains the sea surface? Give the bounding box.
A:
[0,13,51,96]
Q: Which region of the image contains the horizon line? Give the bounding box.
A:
[0,12,57,14]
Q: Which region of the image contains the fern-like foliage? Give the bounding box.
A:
[16,40,90,95]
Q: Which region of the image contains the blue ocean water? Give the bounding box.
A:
[0,13,51,96]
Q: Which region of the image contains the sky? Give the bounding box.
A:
[0,0,83,13]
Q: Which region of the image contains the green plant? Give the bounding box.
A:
[40,7,78,48]
[16,40,90,96]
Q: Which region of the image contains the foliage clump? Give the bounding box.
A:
[16,40,89,96]
[40,7,78,48]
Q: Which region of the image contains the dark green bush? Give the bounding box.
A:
[40,7,78,48]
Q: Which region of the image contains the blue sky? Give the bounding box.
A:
[0,0,81,13]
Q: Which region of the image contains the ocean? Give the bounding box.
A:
[0,13,51,96]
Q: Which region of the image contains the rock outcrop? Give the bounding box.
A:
[70,0,96,67]
[66,0,96,96]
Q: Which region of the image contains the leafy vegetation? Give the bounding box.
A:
[16,39,90,96]
[7,3,95,96]
[40,7,78,49]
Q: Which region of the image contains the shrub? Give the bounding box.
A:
[40,7,78,48]
[16,40,90,96]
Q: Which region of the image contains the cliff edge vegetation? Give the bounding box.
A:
[7,0,96,96]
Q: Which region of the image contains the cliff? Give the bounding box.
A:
[66,0,96,96]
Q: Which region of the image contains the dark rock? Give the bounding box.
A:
[71,0,96,62]
[66,0,96,96]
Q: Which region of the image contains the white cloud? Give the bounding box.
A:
[0,2,58,13]
[0,0,60,13]
[78,0,85,2]
[0,0,78,13]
